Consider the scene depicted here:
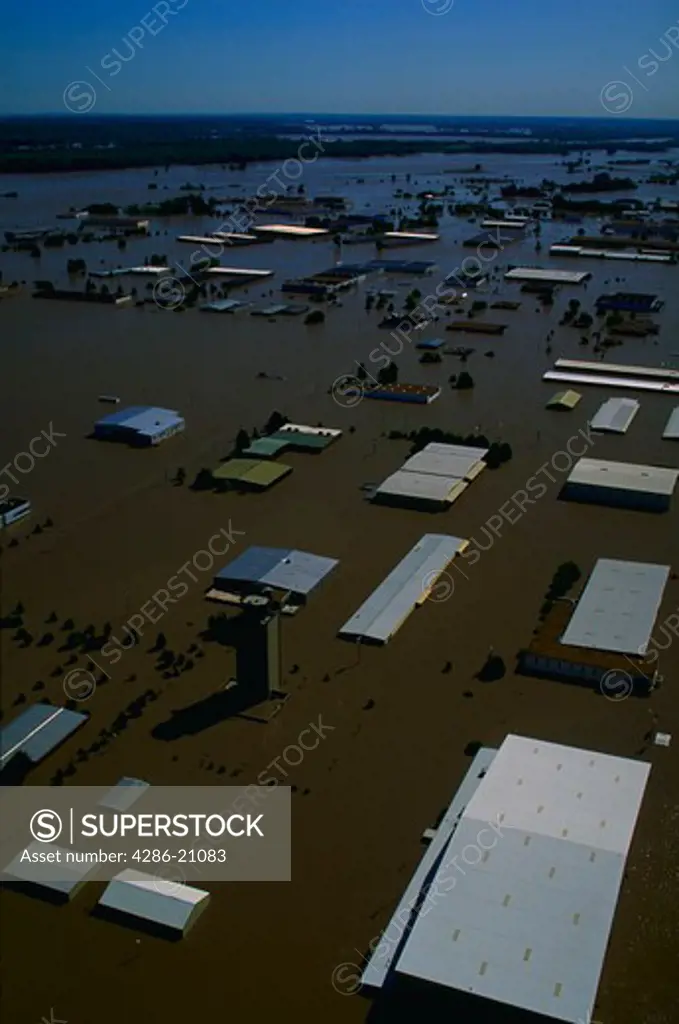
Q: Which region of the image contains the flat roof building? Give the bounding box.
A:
[505,267,591,284]
[553,359,679,384]
[561,457,678,512]
[560,558,669,657]
[590,397,640,434]
[0,703,89,770]
[212,546,338,601]
[544,370,679,396]
[94,406,185,447]
[252,224,329,238]
[380,231,440,245]
[362,734,650,1023]
[97,869,210,939]
[595,292,663,313]
[338,534,468,645]
[365,383,441,405]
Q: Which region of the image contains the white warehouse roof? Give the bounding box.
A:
[543,371,679,396]
[373,443,487,508]
[403,442,488,481]
[392,734,650,1024]
[338,534,468,645]
[375,471,469,506]
[560,558,669,656]
[590,397,640,434]
[98,869,210,937]
[565,458,678,498]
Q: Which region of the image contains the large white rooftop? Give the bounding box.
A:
[392,734,650,1023]
[560,558,669,656]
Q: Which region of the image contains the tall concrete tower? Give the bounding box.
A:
[235,595,282,702]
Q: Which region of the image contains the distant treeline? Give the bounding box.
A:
[0,136,677,174]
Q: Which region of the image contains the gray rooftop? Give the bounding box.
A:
[338,534,467,644]
[0,704,88,768]
[98,777,150,812]
[392,734,651,1023]
[215,546,339,597]
[590,397,640,434]
[98,869,210,936]
[565,458,679,497]
[560,558,670,656]
[1,841,95,899]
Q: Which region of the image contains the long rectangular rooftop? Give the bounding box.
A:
[338,534,468,645]
[505,267,591,284]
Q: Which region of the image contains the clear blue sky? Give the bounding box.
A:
[1,0,678,117]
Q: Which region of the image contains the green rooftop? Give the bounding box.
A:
[212,459,292,489]
[242,437,289,457]
[269,430,334,450]
[546,389,582,410]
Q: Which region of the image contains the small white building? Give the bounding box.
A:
[97,869,210,938]
[590,397,640,434]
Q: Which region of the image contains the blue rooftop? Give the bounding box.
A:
[416,338,444,350]
[215,546,339,597]
[95,406,184,440]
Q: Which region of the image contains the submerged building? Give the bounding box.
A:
[0,703,89,771]
[97,869,210,939]
[0,497,31,529]
[561,457,678,512]
[373,443,488,511]
[338,533,468,645]
[521,558,669,690]
[94,406,185,446]
[361,734,651,1024]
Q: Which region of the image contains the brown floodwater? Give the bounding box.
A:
[1,152,678,1024]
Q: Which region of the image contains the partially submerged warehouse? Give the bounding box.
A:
[521,558,669,690]
[94,406,185,446]
[338,533,468,645]
[373,443,488,511]
[362,734,651,1024]
[561,458,678,512]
